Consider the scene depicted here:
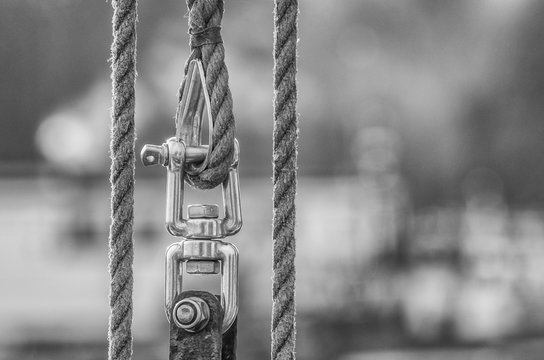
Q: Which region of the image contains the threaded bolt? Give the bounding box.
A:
[172,297,210,332]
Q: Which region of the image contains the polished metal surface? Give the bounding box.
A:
[176,59,213,175]
[220,141,242,236]
[172,297,210,332]
[140,58,242,335]
[185,260,220,274]
[140,141,207,167]
[140,138,242,239]
[165,240,239,333]
[164,139,242,239]
[140,143,168,167]
[188,204,219,219]
[140,58,242,240]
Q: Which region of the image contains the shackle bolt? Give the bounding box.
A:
[172,297,210,332]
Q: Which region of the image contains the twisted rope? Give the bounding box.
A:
[272,1,298,360]
[108,1,137,360]
[176,0,236,190]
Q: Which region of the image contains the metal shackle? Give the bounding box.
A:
[140,59,242,240]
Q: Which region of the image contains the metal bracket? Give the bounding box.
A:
[166,138,242,239]
[166,239,239,333]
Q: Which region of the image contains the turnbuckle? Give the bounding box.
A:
[140,59,241,333]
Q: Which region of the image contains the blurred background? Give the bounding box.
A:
[2,0,544,359]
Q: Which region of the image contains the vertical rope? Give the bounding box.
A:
[108,1,137,360]
[272,1,298,360]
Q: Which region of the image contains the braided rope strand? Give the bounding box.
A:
[108,1,137,359]
[177,0,236,189]
[272,1,298,359]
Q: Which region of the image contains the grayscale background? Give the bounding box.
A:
[2,0,544,359]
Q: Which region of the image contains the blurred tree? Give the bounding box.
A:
[499,0,544,206]
[0,2,111,167]
[461,0,544,206]
[0,1,185,169]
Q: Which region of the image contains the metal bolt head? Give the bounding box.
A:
[172,297,210,332]
[176,303,196,325]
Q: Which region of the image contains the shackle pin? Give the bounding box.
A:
[141,144,208,167]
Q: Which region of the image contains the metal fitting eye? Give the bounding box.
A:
[166,240,239,333]
[161,138,241,239]
[176,59,213,176]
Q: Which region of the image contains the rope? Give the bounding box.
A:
[176,0,236,190]
[108,1,137,360]
[271,1,299,360]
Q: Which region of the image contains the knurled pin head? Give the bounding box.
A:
[141,144,168,166]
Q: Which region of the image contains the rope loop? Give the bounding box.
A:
[176,0,236,190]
